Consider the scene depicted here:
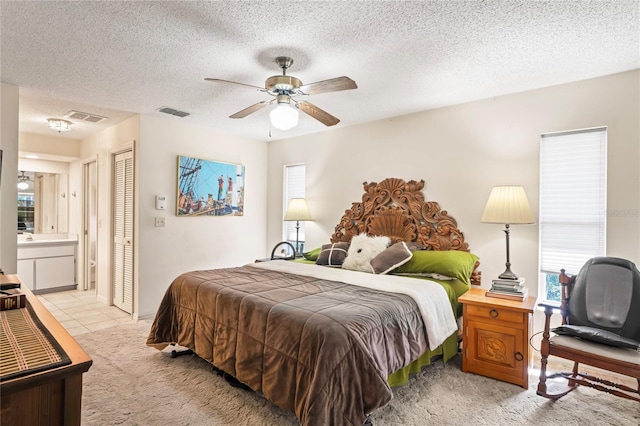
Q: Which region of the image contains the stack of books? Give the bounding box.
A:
[1,275,25,311]
[1,289,26,311]
[485,277,528,301]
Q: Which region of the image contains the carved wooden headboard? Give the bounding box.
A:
[330,177,480,285]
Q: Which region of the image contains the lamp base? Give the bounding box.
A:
[498,267,519,280]
[498,225,519,280]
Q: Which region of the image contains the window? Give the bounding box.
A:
[283,164,306,250]
[539,127,607,303]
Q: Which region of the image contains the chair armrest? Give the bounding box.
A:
[538,302,561,334]
[538,301,560,317]
[538,301,560,311]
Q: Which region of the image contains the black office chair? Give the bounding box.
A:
[537,256,640,402]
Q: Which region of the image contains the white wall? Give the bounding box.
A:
[267,70,640,299]
[136,115,267,318]
[0,83,19,273]
[19,132,81,160]
[18,158,70,175]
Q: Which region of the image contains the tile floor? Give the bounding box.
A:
[36,289,134,336]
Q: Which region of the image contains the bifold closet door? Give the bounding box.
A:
[113,150,133,314]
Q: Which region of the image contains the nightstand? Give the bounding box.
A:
[457,287,537,388]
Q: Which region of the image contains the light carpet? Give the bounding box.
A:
[76,321,639,425]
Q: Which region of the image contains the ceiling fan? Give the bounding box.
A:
[206,56,357,130]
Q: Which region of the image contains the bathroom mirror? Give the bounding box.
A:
[17,171,68,234]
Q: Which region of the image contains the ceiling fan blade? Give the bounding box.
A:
[229,101,269,119]
[297,101,340,126]
[297,76,357,96]
[205,78,265,91]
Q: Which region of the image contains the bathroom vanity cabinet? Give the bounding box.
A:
[17,238,77,293]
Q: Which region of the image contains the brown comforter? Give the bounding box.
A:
[146,264,430,425]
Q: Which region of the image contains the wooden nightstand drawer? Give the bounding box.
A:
[466,304,524,325]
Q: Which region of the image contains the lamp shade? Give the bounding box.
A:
[481,186,535,225]
[284,198,312,221]
[270,103,299,130]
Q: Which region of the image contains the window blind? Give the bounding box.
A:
[539,128,607,275]
[283,164,306,242]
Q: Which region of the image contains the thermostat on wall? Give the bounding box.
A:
[155,195,167,210]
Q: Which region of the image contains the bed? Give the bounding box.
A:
[146,177,480,425]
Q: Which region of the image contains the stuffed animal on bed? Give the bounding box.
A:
[341,234,391,273]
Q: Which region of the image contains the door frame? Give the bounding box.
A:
[81,158,98,292]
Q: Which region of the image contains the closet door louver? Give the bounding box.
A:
[113,150,134,314]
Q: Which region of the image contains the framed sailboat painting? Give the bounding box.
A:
[176,155,245,217]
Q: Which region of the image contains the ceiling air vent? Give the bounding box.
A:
[157,107,190,118]
[65,110,108,123]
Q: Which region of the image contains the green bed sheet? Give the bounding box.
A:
[387,276,468,386]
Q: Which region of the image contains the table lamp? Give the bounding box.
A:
[284,198,313,257]
[481,186,535,280]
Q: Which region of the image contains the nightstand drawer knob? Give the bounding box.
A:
[489,308,499,318]
[514,352,524,361]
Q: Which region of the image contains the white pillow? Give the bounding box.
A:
[342,234,391,273]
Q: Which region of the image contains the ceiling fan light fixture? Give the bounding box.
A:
[269,99,299,131]
[47,118,72,132]
[17,170,31,190]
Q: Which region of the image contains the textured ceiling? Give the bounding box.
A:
[1,1,639,143]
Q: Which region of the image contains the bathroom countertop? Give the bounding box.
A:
[18,238,78,247]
